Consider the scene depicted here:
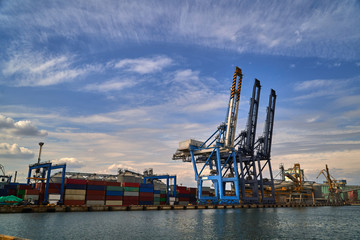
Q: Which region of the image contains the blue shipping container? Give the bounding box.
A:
[106,191,124,196]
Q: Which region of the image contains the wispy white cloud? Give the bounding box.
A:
[114,56,173,74]
[1,1,359,60]
[1,51,102,87]
[83,78,136,92]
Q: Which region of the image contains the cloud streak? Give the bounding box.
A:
[1,1,359,60]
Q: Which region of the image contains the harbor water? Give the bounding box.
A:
[1,206,359,239]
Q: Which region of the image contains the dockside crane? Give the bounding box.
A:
[316,164,342,204]
[254,89,277,203]
[173,67,243,204]
[235,79,261,203]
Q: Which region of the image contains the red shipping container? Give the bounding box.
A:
[178,189,190,194]
[8,189,17,195]
[105,195,123,200]
[87,180,106,186]
[123,196,139,205]
[139,196,153,201]
[48,188,63,194]
[64,200,85,205]
[86,190,105,196]
[86,194,106,201]
[25,189,40,195]
[188,188,197,193]
[106,181,122,186]
[139,192,153,198]
[122,182,140,188]
[160,194,166,198]
[177,186,187,191]
[18,185,32,190]
[65,178,87,185]
[179,197,190,201]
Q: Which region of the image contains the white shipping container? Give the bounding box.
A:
[105,200,123,206]
[65,189,86,195]
[49,194,61,200]
[86,200,105,206]
[24,195,39,201]
[64,194,86,201]
[124,191,139,197]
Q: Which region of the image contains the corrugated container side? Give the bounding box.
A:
[124,191,139,197]
[64,200,85,205]
[105,200,123,206]
[65,179,87,185]
[65,194,86,201]
[86,200,105,206]
[65,189,86,195]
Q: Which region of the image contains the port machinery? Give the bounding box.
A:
[27,142,66,205]
[173,67,277,204]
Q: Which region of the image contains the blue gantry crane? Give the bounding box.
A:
[27,142,66,205]
[173,67,277,205]
[173,67,243,204]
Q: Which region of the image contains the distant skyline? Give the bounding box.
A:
[0,1,359,186]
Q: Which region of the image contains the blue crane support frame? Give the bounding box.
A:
[143,175,177,205]
[27,162,66,205]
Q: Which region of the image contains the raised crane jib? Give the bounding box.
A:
[225,67,243,148]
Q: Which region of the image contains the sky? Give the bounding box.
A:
[0,0,359,186]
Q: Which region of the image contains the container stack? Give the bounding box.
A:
[123,182,139,206]
[159,185,167,205]
[64,178,86,205]
[86,180,106,206]
[188,187,197,204]
[139,183,154,205]
[105,182,123,206]
[24,189,40,204]
[202,186,211,198]
[4,184,17,197]
[17,184,32,199]
[177,186,190,205]
[153,185,161,205]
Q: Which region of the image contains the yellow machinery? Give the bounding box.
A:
[316,164,342,204]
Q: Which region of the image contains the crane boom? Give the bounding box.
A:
[225,67,243,148]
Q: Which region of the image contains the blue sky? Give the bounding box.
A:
[0,0,359,186]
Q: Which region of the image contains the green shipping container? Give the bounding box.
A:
[124,187,139,192]
[160,197,166,202]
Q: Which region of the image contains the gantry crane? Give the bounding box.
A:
[254,89,277,203]
[173,67,243,204]
[235,79,261,203]
[173,67,277,205]
[316,164,342,204]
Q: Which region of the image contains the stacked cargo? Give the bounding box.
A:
[123,182,139,206]
[160,185,167,205]
[177,186,190,205]
[153,184,161,205]
[86,180,106,206]
[139,183,154,205]
[17,184,32,199]
[105,182,123,206]
[64,179,86,205]
[24,189,40,204]
[47,183,63,205]
[202,186,211,198]
[188,187,197,204]
[4,184,17,197]
[348,190,358,203]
